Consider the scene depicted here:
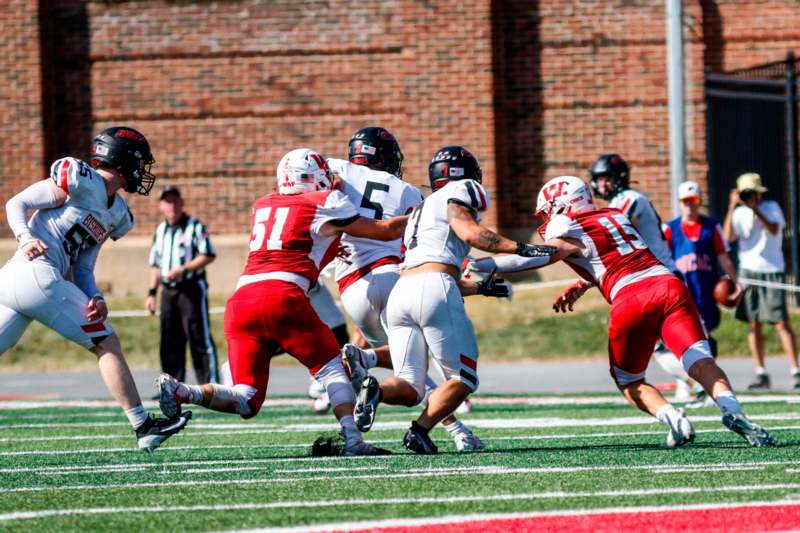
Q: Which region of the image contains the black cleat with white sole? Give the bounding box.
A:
[722,413,775,447]
[135,411,192,452]
[354,374,380,432]
[403,422,438,455]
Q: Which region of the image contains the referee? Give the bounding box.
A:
[146,185,219,384]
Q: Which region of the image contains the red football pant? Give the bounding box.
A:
[608,275,706,385]
[223,280,340,416]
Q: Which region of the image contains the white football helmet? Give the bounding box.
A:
[535,175,595,225]
[276,148,332,195]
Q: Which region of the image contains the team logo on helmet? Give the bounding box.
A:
[536,175,595,238]
[276,148,332,195]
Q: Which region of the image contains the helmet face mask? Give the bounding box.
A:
[276,149,332,195]
[91,127,156,195]
[348,126,404,178]
[428,146,482,191]
[589,154,630,201]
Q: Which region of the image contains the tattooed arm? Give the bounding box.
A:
[446,202,519,253]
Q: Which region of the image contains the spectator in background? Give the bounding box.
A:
[723,172,799,390]
[146,186,219,384]
[665,181,742,404]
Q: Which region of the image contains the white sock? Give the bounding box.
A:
[444,419,467,436]
[339,415,361,447]
[655,404,679,426]
[791,367,799,376]
[715,390,743,416]
[125,405,149,429]
[755,366,767,375]
[185,384,203,404]
[363,349,378,369]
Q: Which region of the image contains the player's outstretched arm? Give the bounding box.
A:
[326,215,409,241]
[447,203,555,259]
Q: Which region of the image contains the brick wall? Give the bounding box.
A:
[2,0,800,240]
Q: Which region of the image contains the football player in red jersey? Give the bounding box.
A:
[467,175,774,448]
[157,148,408,455]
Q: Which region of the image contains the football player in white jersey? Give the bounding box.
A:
[331,127,484,451]
[0,126,191,450]
[589,154,694,399]
[354,146,555,454]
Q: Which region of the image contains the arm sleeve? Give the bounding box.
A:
[471,254,550,274]
[402,185,425,214]
[765,201,786,228]
[195,222,216,257]
[5,180,58,240]
[72,245,103,299]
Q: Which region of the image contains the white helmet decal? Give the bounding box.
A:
[276,148,332,195]
[536,175,595,223]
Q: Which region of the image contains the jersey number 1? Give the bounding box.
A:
[598,214,646,256]
[250,207,290,251]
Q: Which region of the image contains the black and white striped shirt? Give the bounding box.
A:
[149,214,216,287]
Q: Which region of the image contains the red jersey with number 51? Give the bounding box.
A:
[240,190,359,287]
[544,208,671,302]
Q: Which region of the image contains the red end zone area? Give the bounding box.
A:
[338,501,800,533]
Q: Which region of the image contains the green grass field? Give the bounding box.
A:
[1,395,799,531]
[0,288,796,372]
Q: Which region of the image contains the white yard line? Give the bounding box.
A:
[4,461,800,494]
[229,499,800,533]
[3,412,799,433]
[3,486,800,522]
[3,423,800,452]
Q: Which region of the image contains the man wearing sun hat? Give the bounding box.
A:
[723,172,799,390]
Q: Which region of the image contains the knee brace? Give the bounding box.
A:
[611,365,646,387]
[313,357,356,409]
[681,340,713,374]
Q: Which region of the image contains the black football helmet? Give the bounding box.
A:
[348,126,404,178]
[428,146,482,191]
[91,126,156,195]
[589,153,630,201]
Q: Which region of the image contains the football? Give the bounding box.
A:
[714,278,739,308]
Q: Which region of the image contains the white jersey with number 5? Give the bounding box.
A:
[401,179,490,270]
[16,157,135,275]
[328,159,423,285]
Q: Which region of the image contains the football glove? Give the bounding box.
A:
[515,242,557,258]
[552,279,591,313]
[476,269,512,299]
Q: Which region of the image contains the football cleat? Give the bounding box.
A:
[661,408,695,449]
[354,375,380,432]
[685,390,716,409]
[311,393,331,415]
[156,373,184,418]
[453,428,485,452]
[722,413,776,447]
[344,441,393,456]
[747,373,771,391]
[403,423,439,455]
[135,411,192,452]
[341,344,369,394]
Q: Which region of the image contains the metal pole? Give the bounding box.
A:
[785,51,800,305]
[666,0,686,217]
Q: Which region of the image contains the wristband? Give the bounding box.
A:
[148,288,157,297]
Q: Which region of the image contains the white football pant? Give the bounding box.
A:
[386,272,479,401]
[0,259,113,352]
[340,264,399,348]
